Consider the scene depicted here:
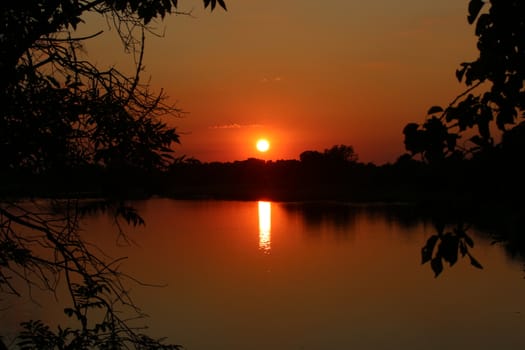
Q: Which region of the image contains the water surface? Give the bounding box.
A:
[2,199,525,349]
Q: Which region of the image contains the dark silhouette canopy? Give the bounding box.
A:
[0,1,226,348]
[403,0,525,163]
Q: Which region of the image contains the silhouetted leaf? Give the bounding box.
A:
[430,257,443,277]
[468,0,484,24]
[421,235,438,264]
[203,0,227,10]
[427,106,443,115]
[456,65,467,82]
[496,107,517,130]
[439,233,459,266]
[478,108,492,140]
[464,62,484,86]
[459,241,467,257]
[468,254,483,269]
[470,135,484,146]
[218,0,227,10]
[464,233,474,248]
[475,13,490,36]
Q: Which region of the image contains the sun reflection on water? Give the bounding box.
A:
[258,201,271,253]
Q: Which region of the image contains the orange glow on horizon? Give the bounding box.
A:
[82,1,477,165]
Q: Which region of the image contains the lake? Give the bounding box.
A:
[2,198,525,349]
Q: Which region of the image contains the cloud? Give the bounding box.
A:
[260,76,283,83]
[209,123,263,129]
[209,123,241,129]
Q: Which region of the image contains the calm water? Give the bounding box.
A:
[2,199,525,349]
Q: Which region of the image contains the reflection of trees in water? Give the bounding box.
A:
[281,202,433,242]
[282,202,429,232]
[283,202,359,236]
[282,201,525,276]
[361,204,429,230]
[416,206,525,276]
[470,210,525,262]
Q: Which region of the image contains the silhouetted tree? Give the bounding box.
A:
[323,144,358,164]
[299,150,324,164]
[400,0,525,276]
[0,0,226,348]
[300,145,358,165]
[403,0,525,162]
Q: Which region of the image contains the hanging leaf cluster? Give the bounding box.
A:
[421,222,483,278]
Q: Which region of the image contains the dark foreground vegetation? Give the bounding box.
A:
[2,0,525,348]
[1,0,227,349]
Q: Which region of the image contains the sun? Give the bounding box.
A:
[256,139,270,152]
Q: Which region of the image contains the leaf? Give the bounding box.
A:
[475,13,490,36]
[459,241,467,257]
[496,108,517,130]
[203,0,226,11]
[469,135,484,146]
[421,235,439,264]
[469,254,483,269]
[467,0,484,24]
[456,65,467,82]
[217,0,227,10]
[430,257,443,277]
[439,233,459,267]
[427,106,443,115]
[464,233,474,248]
[478,112,492,140]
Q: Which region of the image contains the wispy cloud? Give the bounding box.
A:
[260,76,283,83]
[209,123,241,129]
[209,123,263,129]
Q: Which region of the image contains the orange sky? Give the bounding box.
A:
[82,0,478,164]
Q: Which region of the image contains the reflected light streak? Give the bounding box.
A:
[258,201,272,253]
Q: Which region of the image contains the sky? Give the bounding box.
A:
[81,0,479,164]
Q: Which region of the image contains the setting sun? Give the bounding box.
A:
[256,139,270,152]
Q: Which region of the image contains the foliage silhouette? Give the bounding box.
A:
[403,0,525,162]
[402,0,525,276]
[422,221,482,278]
[0,0,226,348]
[300,144,358,165]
